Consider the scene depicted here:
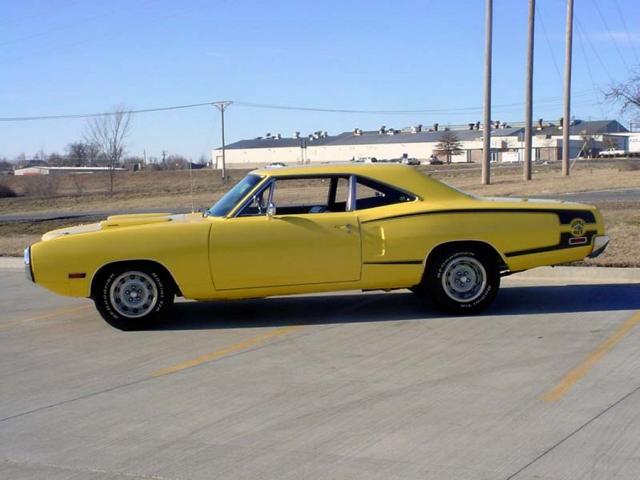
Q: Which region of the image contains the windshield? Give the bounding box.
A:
[207,174,264,217]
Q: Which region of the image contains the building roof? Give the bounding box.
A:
[538,119,628,136]
[224,127,524,150]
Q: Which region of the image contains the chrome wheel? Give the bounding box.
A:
[109,271,158,318]
[441,256,487,303]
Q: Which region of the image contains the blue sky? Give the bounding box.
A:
[1,0,639,161]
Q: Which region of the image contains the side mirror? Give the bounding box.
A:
[266,202,276,217]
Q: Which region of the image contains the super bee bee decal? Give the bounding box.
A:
[570,218,586,237]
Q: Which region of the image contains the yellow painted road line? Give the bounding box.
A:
[542,311,640,403]
[0,304,91,331]
[152,325,302,377]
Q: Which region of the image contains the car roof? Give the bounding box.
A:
[251,163,465,200]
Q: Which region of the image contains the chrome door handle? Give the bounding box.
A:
[336,223,355,232]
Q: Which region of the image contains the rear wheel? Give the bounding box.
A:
[93,265,174,330]
[419,248,500,314]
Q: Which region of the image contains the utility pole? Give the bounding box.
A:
[161,150,167,165]
[562,0,574,176]
[482,0,493,185]
[524,0,535,181]
[213,101,233,183]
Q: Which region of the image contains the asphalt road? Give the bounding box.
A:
[0,187,638,223]
[2,266,640,479]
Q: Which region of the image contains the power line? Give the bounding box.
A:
[0,101,229,122]
[575,15,614,82]
[536,3,563,86]
[591,0,630,72]
[0,0,157,48]
[575,23,607,118]
[0,90,600,123]
[613,0,640,66]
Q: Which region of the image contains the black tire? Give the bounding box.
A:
[422,248,500,314]
[93,264,174,330]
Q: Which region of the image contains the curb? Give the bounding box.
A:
[0,257,25,270]
[508,266,640,284]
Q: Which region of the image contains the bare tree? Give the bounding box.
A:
[66,142,91,166]
[605,71,640,115]
[47,152,66,166]
[434,131,464,164]
[84,106,133,195]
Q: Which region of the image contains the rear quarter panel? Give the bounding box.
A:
[357,201,602,284]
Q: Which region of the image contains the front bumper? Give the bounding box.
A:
[588,235,610,258]
[24,246,34,282]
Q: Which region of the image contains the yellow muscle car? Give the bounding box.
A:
[25,164,609,330]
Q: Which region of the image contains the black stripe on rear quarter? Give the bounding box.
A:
[361,209,596,225]
[505,231,597,257]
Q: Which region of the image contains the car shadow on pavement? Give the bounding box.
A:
[156,283,640,331]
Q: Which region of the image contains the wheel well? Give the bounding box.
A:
[424,241,508,275]
[91,260,182,298]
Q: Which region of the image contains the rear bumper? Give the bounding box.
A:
[588,235,610,258]
[24,246,35,282]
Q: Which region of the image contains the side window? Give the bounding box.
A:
[270,176,349,215]
[237,183,273,217]
[272,178,329,211]
[355,177,415,210]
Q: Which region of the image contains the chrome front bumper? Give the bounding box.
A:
[588,235,610,258]
[24,246,34,282]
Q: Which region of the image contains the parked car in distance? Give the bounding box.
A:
[266,162,287,168]
[401,157,421,165]
[429,158,444,165]
[26,163,608,330]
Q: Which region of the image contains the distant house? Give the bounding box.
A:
[211,119,632,168]
[212,125,526,168]
[13,166,126,176]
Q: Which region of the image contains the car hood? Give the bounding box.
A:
[40,212,203,241]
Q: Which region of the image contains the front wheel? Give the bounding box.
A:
[93,265,174,330]
[420,248,500,314]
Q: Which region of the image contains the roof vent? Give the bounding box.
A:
[433,123,439,132]
[294,131,300,139]
[468,123,475,130]
[321,131,328,138]
[275,133,281,140]
[378,125,386,135]
[537,118,543,130]
[265,132,272,138]
[353,128,363,136]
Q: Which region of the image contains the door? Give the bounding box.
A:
[209,176,362,290]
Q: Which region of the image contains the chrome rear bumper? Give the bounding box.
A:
[24,247,34,282]
[588,235,609,258]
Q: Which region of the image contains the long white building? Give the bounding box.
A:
[212,120,630,168]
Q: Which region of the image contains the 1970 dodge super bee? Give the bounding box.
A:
[25,163,609,330]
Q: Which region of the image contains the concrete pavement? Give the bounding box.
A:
[1,267,640,479]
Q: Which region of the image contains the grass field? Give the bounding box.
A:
[1,160,639,266]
